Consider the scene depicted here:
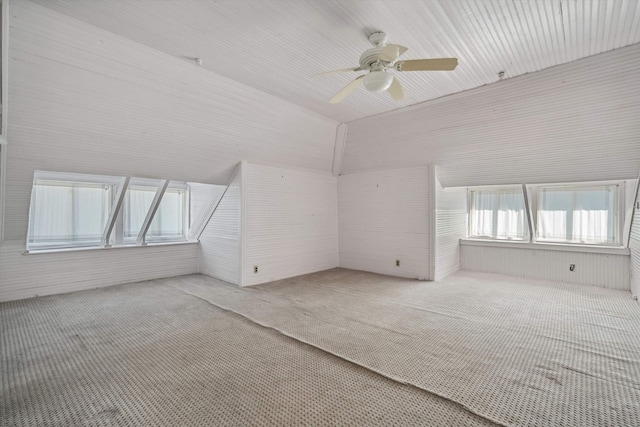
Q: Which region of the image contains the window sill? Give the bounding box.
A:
[23,240,199,255]
[460,239,630,255]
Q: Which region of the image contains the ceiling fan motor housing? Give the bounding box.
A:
[359,47,386,69]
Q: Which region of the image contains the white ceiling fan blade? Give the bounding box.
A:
[329,75,365,104]
[387,76,406,101]
[312,67,362,77]
[379,43,408,62]
[396,58,458,72]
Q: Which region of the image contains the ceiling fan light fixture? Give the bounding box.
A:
[363,70,393,92]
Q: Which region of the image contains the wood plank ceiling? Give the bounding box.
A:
[29,0,640,123]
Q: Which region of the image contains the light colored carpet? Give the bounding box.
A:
[1,277,495,426]
[166,269,640,427]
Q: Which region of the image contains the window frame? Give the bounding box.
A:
[144,183,189,243]
[466,180,627,248]
[467,185,530,242]
[26,171,192,253]
[27,172,121,251]
[528,181,624,247]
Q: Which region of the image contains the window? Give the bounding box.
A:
[536,184,618,245]
[27,173,117,250]
[146,186,187,242]
[123,181,162,242]
[468,188,529,240]
[27,171,191,252]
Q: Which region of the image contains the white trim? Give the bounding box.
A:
[34,170,123,186]
[23,240,198,255]
[0,144,5,242]
[0,0,9,144]
[102,176,130,246]
[239,160,247,286]
[460,239,629,255]
[332,123,348,177]
[428,164,436,280]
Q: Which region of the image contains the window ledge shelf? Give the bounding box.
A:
[23,240,199,255]
[460,239,630,255]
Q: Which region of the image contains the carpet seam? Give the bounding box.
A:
[170,284,507,427]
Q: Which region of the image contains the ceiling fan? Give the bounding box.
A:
[314,32,458,104]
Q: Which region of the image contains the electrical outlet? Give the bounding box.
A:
[253,266,258,274]
[569,264,575,272]
[396,260,400,267]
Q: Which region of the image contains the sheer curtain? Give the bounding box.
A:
[28,181,109,248]
[537,186,616,244]
[123,186,157,240]
[469,189,528,239]
[147,188,185,241]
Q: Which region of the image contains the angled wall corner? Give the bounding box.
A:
[241,162,338,287]
[629,170,640,301]
[338,166,431,280]
[433,166,467,281]
[198,166,242,285]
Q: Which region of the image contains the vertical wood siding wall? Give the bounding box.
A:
[0,1,337,301]
[434,168,467,281]
[198,176,241,285]
[243,163,338,286]
[338,166,431,280]
[342,43,640,188]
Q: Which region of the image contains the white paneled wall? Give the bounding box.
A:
[243,163,338,286]
[198,173,241,285]
[5,0,337,242]
[338,167,431,280]
[342,43,640,187]
[630,200,640,300]
[461,243,630,290]
[0,242,198,302]
[0,1,337,301]
[433,169,467,281]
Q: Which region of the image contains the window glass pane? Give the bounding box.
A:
[146,186,186,242]
[469,189,528,240]
[537,185,617,244]
[123,183,160,241]
[28,180,111,249]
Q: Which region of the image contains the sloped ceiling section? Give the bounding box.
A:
[30,0,640,122]
[4,1,337,241]
[342,43,640,187]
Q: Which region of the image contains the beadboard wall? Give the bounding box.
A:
[0,242,199,302]
[630,193,640,300]
[242,163,338,286]
[0,1,337,301]
[5,0,337,242]
[460,243,630,290]
[433,168,467,281]
[342,43,640,188]
[338,166,431,280]
[198,175,241,285]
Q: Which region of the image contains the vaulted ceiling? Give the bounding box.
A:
[30,0,640,123]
